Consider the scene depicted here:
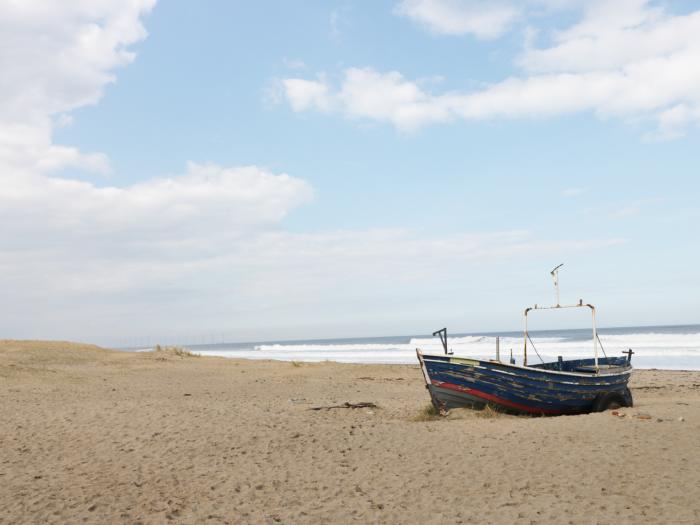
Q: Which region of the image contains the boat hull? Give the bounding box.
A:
[418,352,632,415]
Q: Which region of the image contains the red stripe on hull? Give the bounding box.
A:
[433,380,570,415]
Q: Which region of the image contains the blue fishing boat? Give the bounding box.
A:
[416,265,634,415]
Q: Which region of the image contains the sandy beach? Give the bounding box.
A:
[1,340,699,524]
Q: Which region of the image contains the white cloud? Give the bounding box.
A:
[2,226,621,342]
[395,0,520,39]
[653,103,700,140]
[0,0,157,174]
[0,163,314,314]
[283,1,700,137]
[282,68,457,131]
[0,0,312,242]
[0,162,313,241]
[282,77,335,112]
[0,1,627,343]
[0,1,314,339]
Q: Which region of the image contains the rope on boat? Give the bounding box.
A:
[596,333,608,360]
[526,333,546,365]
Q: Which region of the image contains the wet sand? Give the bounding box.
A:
[1,340,699,524]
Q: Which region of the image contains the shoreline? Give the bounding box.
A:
[127,347,700,372]
[109,345,700,371]
[2,340,700,523]
[105,324,700,370]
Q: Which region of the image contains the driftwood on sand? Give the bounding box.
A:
[308,402,378,411]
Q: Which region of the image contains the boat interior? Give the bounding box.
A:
[530,356,631,373]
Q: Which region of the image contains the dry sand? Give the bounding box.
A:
[1,340,699,524]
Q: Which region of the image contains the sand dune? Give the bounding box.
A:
[1,340,699,524]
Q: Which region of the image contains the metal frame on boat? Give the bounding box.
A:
[416,265,634,416]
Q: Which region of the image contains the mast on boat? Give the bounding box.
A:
[523,264,599,371]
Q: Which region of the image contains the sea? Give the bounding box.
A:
[137,324,700,370]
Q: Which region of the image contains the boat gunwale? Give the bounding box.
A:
[417,350,633,379]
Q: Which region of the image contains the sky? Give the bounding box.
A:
[1,0,699,346]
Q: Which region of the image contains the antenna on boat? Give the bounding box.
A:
[550,263,564,307]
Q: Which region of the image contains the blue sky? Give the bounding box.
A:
[1,1,699,345]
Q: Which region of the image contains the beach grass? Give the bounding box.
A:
[154,345,198,358]
[412,403,442,421]
[475,404,504,418]
[412,402,508,421]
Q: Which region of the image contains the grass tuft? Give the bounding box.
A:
[154,345,198,359]
[291,360,303,367]
[412,404,443,422]
[474,404,505,419]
